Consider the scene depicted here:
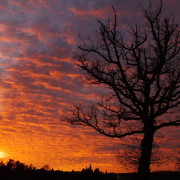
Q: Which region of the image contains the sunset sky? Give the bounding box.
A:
[0,0,179,173]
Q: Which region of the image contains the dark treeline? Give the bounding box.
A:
[0,159,115,180]
[0,159,179,180]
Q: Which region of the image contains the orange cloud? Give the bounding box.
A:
[70,7,110,18]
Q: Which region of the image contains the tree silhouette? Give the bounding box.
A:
[117,137,165,172]
[65,1,180,175]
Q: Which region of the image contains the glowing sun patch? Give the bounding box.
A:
[0,151,8,158]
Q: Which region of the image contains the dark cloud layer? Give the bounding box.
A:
[0,0,179,173]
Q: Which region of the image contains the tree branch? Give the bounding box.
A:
[155,120,180,131]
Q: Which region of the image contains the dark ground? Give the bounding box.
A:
[0,169,180,180]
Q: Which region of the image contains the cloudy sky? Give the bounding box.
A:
[0,0,179,173]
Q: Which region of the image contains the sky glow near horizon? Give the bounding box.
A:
[0,0,179,173]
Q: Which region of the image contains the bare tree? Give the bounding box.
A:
[65,1,180,175]
[117,137,167,172]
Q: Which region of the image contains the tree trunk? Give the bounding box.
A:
[138,127,154,175]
